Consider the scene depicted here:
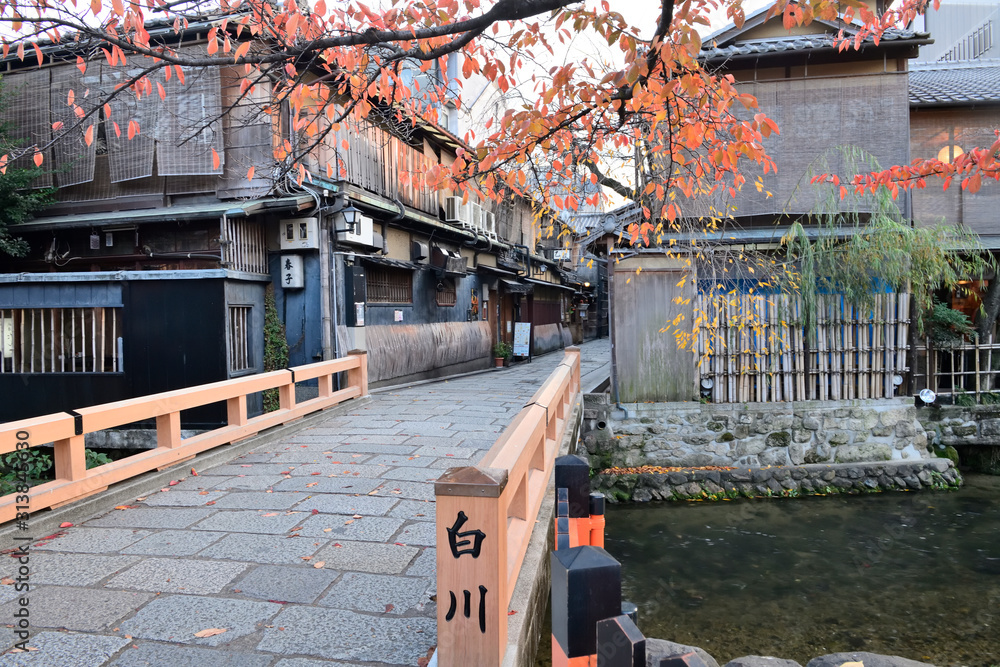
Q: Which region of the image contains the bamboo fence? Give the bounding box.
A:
[696,292,910,403]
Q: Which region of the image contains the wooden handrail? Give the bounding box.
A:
[435,346,581,667]
[0,351,368,523]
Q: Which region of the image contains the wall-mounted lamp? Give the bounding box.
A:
[584,282,591,288]
[335,202,362,235]
[918,388,936,406]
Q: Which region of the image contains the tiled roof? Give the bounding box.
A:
[702,28,930,61]
[909,60,1000,105]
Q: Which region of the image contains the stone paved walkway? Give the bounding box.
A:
[0,340,609,667]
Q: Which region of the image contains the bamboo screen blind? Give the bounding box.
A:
[0,56,224,187]
[696,292,910,403]
[910,108,1000,236]
[685,73,910,219]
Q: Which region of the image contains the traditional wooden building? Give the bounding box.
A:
[595,2,932,404]
[0,28,577,423]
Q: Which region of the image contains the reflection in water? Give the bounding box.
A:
[603,474,1000,667]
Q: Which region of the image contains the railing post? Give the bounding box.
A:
[279,382,295,411]
[565,345,581,392]
[348,350,369,397]
[156,412,182,448]
[435,466,509,667]
[53,435,86,481]
[227,395,248,426]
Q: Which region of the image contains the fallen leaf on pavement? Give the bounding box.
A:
[193,628,227,638]
[168,480,179,486]
[59,522,73,528]
[311,509,319,515]
[1,577,14,585]
[191,468,198,476]
[313,561,325,568]
[385,603,395,613]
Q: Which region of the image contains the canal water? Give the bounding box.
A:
[599,474,1000,666]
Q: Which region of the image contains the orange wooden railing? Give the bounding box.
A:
[0,352,368,524]
[435,346,581,667]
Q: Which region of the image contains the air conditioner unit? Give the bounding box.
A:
[337,213,375,247]
[470,203,483,232]
[553,249,571,261]
[445,197,467,224]
[483,212,497,240]
[280,217,319,250]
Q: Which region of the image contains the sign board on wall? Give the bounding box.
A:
[281,255,304,289]
[513,322,531,357]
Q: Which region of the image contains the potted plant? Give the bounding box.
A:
[492,340,512,368]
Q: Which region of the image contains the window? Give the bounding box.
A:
[228,305,253,373]
[367,266,413,304]
[436,279,457,307]
[0,307,123,373]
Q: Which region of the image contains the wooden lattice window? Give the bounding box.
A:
[228,305,253,373]
[436,279,457,307]
[0,307,123,374]
[367,266,413,304]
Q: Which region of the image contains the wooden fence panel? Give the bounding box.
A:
[696,292,910,402]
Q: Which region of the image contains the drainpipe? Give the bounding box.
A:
[319,219,334,360]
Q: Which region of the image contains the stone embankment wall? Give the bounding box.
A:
[582,398,932,471]
[917,403,1000,474]
[592,458,960,503]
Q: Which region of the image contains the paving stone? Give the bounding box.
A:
[313,540,418,575]
[191,510,305,534]
[319,572,433,615]
[0,631,128,667]
[122,530,227,556]
[284,463,383,477]
[428,457,480,470]
[199,534,327,565]
[267,451,340,463]
[257,606,435,664]
[139,491,229,507]
[393,521,436,547]
[86,508,216,529]
[338,420,403,429]
[298,494,398,517]
[106,558,247,594]
[209,492,304,510]
[387,500,435,522]
[365,454,433,468]
[369,481,435,501]
[405,548,436,577]
[0,627,16,651]
[389,422,457,436]
[0,586,19,606]
[272,476,382,494]
[272,660,356,667]
[412,444,477,458]
[7,554,139,586]
[201,464,305,477]
[333,434,411,445]
[297,515,403,542]
[33,528,154,553]
[120,595,281,646]
[231,565,338,604]
[203,476,281,491]
[109,642,274,667]
[379,467,442,483]
[330,442,417,455]
[315,464,391,478]
[0,587,151,632]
